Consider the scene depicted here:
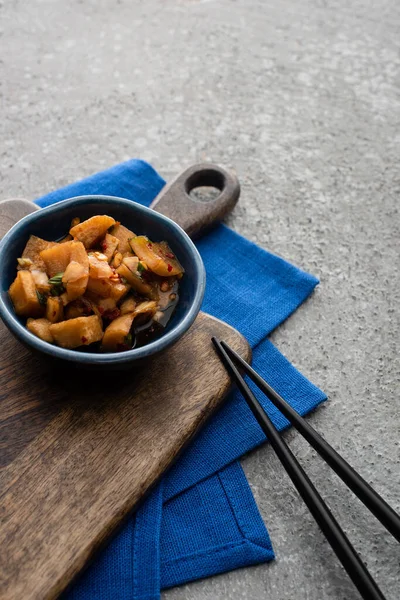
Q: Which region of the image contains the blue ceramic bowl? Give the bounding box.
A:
[0,196,206,368]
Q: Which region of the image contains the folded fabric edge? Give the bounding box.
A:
[132,482,163,600]
[160,461,274,590]
[161,539,274,590]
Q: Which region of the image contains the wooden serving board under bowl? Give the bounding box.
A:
[0,165,250,600]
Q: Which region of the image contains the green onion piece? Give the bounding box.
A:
[124,333,133,346]
[48,272,64,285]
[36,290,47,306]
[50,284,65,296]
[137,262,145,273]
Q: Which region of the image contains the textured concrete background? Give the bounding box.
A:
[1,0,399,598]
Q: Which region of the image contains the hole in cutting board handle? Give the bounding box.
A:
[186,167,226,204]
[150,163,240,239]
[185,167,225,194]
[189,186,221,204]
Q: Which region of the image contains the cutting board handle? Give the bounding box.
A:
[149,163,240,239]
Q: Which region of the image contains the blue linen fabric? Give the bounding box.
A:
[36,160,326,600]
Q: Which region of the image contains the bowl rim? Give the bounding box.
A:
[0,195,206,365]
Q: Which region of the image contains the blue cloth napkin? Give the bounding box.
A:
[36,160,326,599]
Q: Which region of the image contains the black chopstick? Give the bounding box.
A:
[219,339,400,544]
[212,337,387,600]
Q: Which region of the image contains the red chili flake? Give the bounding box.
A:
[80,298,92,316]
[167,264,173,272]
[165,252,175,259]
[100,240,108,251]
[81,336,88,343]
[147,243,153,249]
[98,306,105,315]
[103,308,121,321]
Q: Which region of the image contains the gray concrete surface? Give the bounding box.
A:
[1,0,399,598]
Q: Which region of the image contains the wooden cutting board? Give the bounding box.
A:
[0,165,249,600]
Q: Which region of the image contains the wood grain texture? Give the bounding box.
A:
[0,191,250,600]
[149,163,240,238]
[0,313,250,600]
